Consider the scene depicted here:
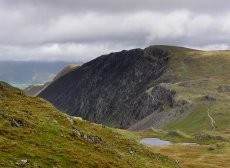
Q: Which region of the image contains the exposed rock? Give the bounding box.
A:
[21,159,28,164]
[52,119,58,124]
[72,129,81,137]
[71,129,105,145]
[173,99,189,107]
[39,46,176,129]
[67,116,75,125]
[128,101,192,131]
[15,159,28,167]
[73,116,83,121]
[202,95,216,102]
[11,118,25,128]
[128,147,135,155]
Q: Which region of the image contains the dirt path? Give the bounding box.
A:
[207,107,216,130]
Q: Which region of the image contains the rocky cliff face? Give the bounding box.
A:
[39,46,176,128]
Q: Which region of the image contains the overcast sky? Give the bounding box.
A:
[0,0,230,62]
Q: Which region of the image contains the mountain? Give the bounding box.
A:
[0,81,178,167]
[24,64,80,96]
[39,46,176,128]
[38,45,230,135]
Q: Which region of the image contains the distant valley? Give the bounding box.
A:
[0,61,80,89]
[24,64,80,96]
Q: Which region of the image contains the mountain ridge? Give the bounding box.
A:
[39,45,178,128]
[38,45,230,135]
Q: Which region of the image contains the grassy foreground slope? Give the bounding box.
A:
[0,82,178,168]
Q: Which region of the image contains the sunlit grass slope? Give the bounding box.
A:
[0,82,178,168]
[157,46,230,137]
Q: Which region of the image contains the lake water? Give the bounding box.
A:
[140,138,171,146]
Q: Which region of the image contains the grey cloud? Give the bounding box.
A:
[2,0,230,14]
[0,0,230,61]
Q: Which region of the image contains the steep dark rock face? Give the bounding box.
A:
[39,46,174,128]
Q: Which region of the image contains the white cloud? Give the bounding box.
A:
[197,44,230,51]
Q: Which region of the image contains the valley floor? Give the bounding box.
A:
[151,143,230,168]
[132,129,230,168]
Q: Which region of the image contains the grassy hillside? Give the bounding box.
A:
[0,82,178,167]
[161,47,230,136]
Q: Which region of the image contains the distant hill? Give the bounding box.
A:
[39,45,230,136]
[0,61,80,89]
[24,82,50,96]
[0,81,178,167]
[24,64,80,96]
[53,64,80,81]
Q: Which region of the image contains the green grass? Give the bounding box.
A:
[157,48,230,138]
[0,82,178,167]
